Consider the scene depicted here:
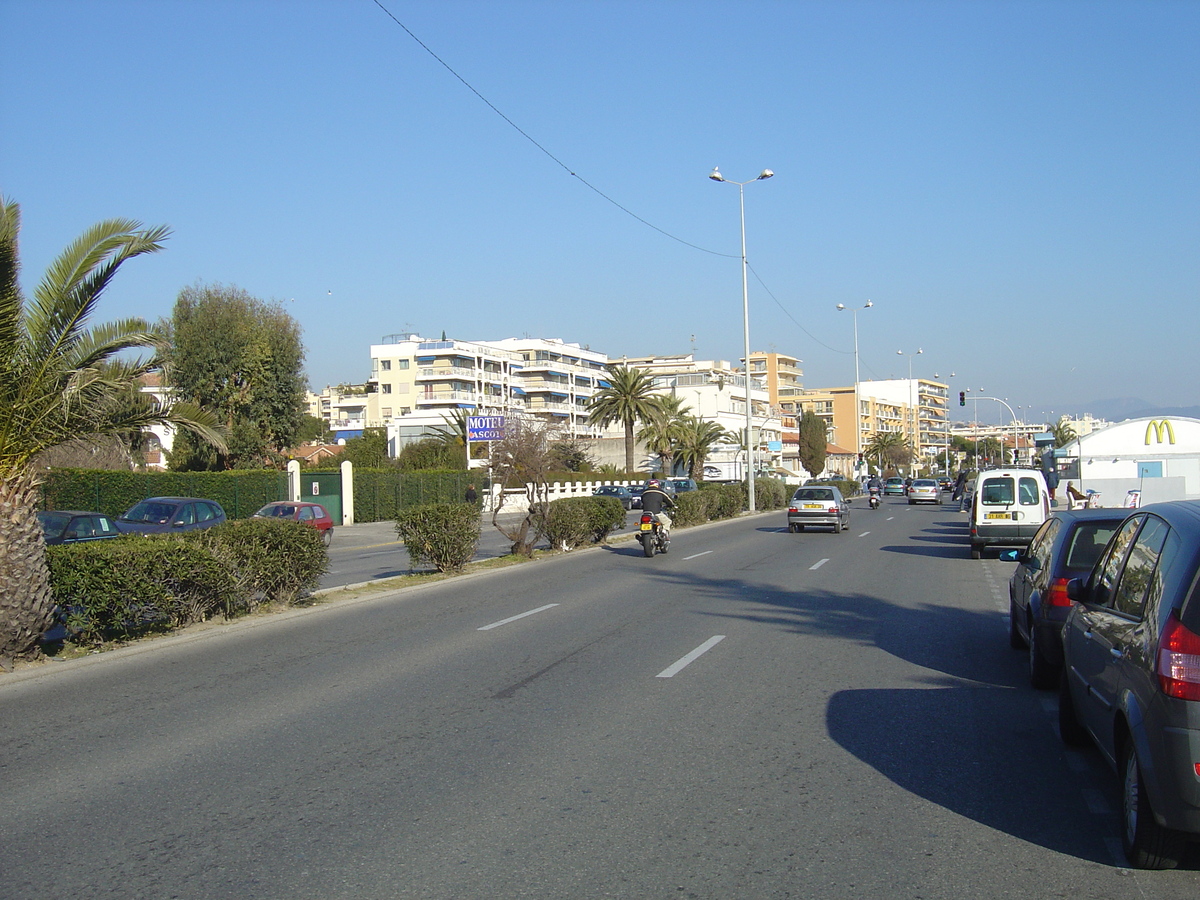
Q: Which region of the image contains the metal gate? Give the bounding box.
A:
[303,472,343,523]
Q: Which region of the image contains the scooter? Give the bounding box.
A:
[638,512,670,557]
[868,487,881,510]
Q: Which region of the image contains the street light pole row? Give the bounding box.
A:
[710,166,773,513]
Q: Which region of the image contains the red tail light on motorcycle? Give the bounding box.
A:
[640,514,653,526]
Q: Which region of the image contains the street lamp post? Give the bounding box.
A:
[836,300,872,476]
[897,348,922,472]
[710,166,773,512]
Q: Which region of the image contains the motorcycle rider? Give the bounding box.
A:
[640,479,676,538]
[867,473,883,508]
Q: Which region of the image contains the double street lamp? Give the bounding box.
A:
[836,300,872,475]
[710,166,773,512]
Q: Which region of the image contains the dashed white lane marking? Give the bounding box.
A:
[886,516,895,521]
[657,635,726,678]
[684,550,713,560]
[858,531,871,537]
[478,603,559,631]
[809,558,829,570]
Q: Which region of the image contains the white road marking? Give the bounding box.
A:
[858,531,870,537]
[809,558,829,570]
[478,603,559,631]
[886,516,895,521]
[657,635,726,678]
[684,550,713,560]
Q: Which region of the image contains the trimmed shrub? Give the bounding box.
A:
[673,491,710,527]
[698,482,746,519]
[395,503,481,572]
[195,518,328,606]
[45,519,329,645]
[46,538,241,645]
[540,496,626,550]
[754,477,788,510]
[39,468,288,519]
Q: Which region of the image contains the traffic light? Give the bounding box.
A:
[959,391,965,407]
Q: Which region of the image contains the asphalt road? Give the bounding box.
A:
[3,497,1198,899]
[319,506,644,590]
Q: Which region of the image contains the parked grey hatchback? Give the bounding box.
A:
[786,486,849,533]
[116,497,228,534]
[1058,500,1200,868]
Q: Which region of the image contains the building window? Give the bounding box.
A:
[381,407,392,418]
[381,360,392,371]
[400,407,411,415]
[382,384,392,394]
[398,359,410,370]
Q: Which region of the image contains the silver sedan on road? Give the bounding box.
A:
[907,478,942,505]
[786,486,850,533]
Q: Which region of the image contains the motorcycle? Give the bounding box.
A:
[638,512,670,557]
[868,487,881,510]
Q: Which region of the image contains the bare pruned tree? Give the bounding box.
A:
[489,416,563,557]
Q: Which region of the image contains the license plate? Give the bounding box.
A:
[986,512,1013,520]
[640,523,653,531]
[802,503,823,509]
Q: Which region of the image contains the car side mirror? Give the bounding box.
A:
[999,550,1020,562]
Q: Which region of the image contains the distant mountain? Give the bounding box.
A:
[1078,398,1200,422]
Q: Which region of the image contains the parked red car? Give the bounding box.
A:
[252,501,334,546]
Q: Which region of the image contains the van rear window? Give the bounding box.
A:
[981,477,1014,505]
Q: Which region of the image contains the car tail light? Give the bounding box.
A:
[1045,577,1073,608]
[1157,612,1200,701]
[788,507,798,514]
[828,506,838,514]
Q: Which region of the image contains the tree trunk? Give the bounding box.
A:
[624,419,636,472]
[0,468,55,667]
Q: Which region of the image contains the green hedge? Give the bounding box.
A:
[39,468,288,519]
[540,496,626,550]
[45,518,327,645]
[395,502,481,572]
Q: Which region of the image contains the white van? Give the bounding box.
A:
[968,467,1050,559]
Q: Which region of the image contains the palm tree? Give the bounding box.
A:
[863,430,912,474]
[637,393,688,476]
[677,417,735,480]
[0,197,226,665]
[1050,419,1077,448]
[586,364,660,472]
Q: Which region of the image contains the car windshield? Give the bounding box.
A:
[256,504,296,518]
[121,500,178,523]
[37,511,71,539]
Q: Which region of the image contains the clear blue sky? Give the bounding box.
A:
[3,0,1197,424]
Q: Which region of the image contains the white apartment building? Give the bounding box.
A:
[859,378,950,460]
[309,333,610,448]
[621,354,783,477]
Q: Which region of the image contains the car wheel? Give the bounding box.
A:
[1008,599,1025,650]
[1121,739,1185,869]
[321,529,332,548]
[1057,669,1089,747]
[1028,621,1057,689]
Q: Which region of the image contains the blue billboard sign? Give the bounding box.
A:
[467,415,505,442]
